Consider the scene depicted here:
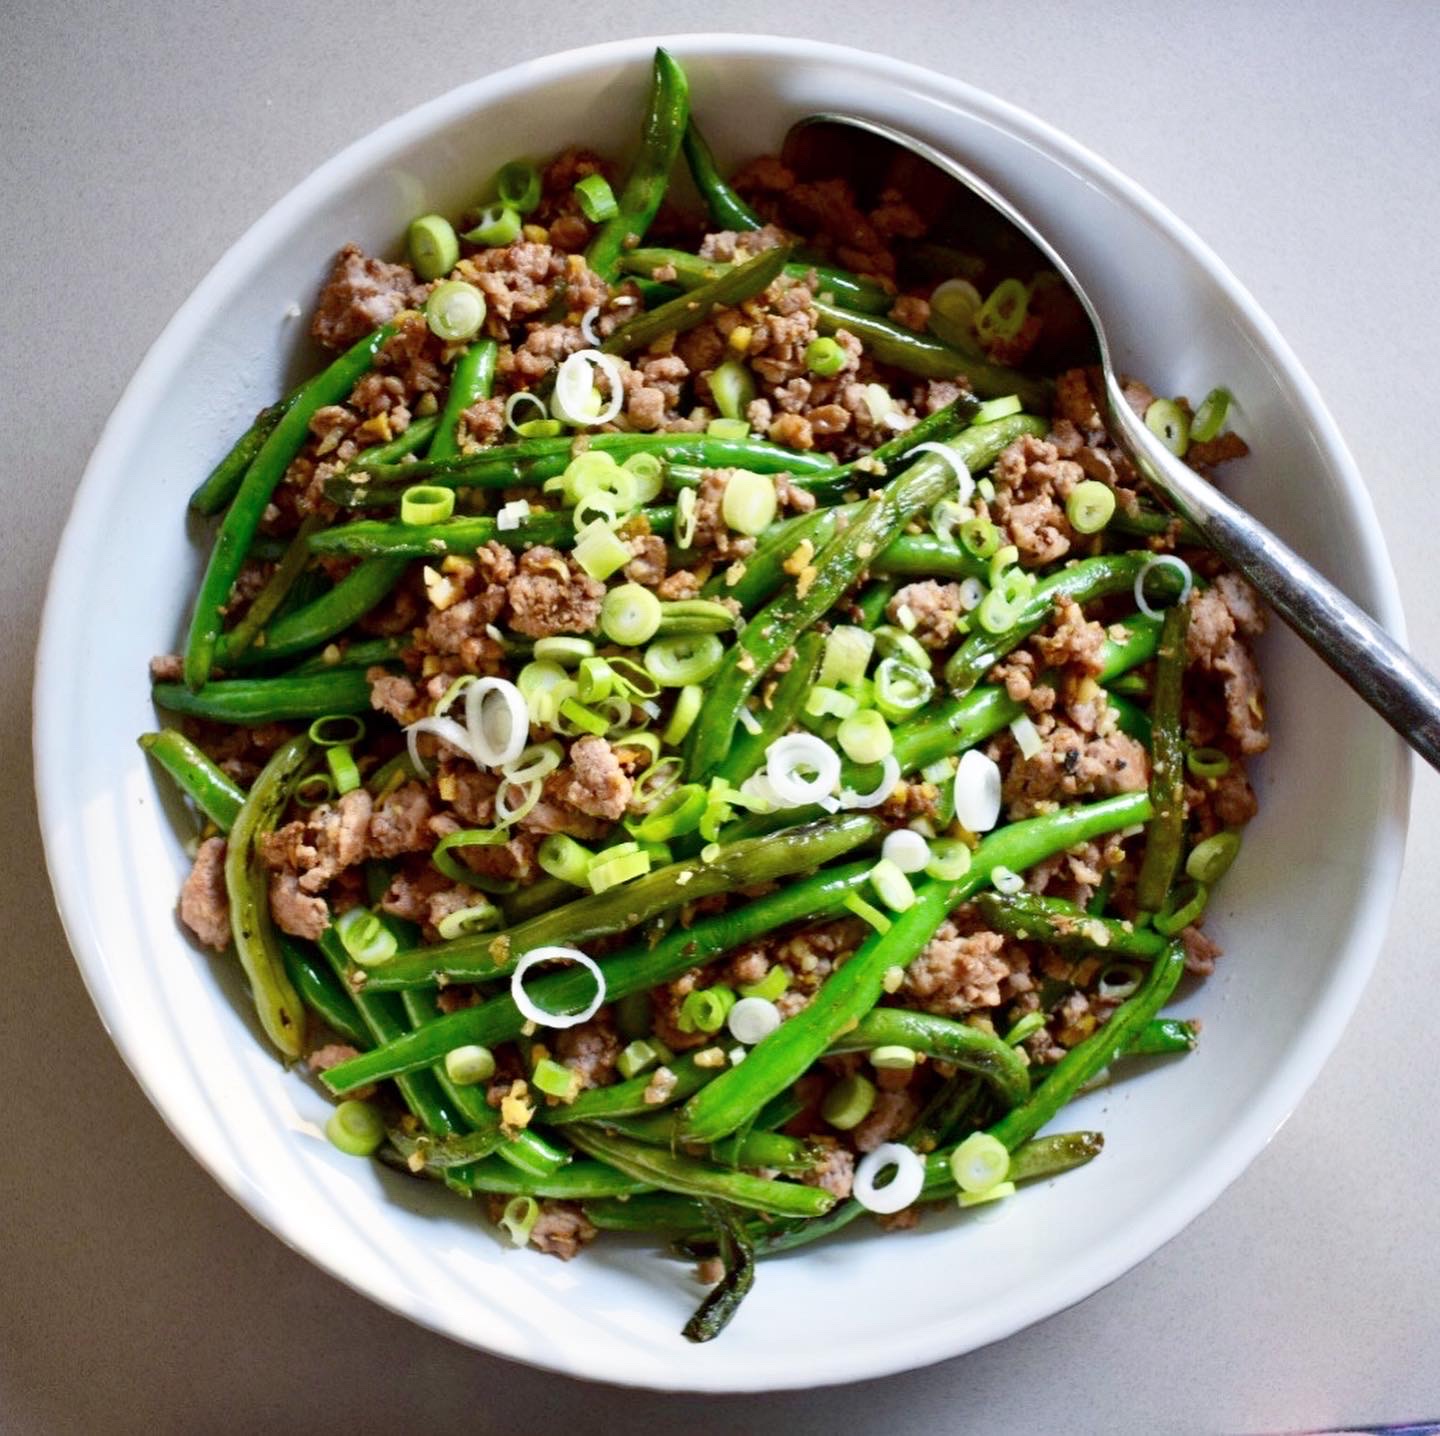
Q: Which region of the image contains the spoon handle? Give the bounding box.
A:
[1102,373,1439,772]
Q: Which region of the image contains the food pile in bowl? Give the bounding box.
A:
[143,48,1263,1341]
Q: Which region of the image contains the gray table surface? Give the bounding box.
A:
[3,2,1436,1431]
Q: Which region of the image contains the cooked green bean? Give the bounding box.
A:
[620,246,893,316]
[683,1201,755,1343]
[871,533,986,581]
[321,858,874,1094]
[427,339,497,461]
[1135,602,1191,912]
[1129,1017,1199,1056]
[975,892,1168,960]
[189,398,292,516]
[603,244,791,356]
[218,515,324,663]
[284,635,411,675]
[223,734,311,1057]
[138,730,245,830]
[153,668,374,723]
[680,790,1154,1144]
[680,118,764,232]
[279,936,369,1048]
[989,939,1185,1151]
[447,1157,649,1200]
[182,323,395,689]
[712,630,822,785]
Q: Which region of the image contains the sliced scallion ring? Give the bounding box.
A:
[509,945,606,1029]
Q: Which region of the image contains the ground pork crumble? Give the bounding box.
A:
[165,118,1266,1265]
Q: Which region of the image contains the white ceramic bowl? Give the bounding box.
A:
[35,34,1410,1391]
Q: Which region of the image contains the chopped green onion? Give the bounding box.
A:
[929,277,981,326]
[991,865,1025,896]
[572,520,634,581]
[709,359,756,420]
[837,708,893,764]
[1003,1011,1045,1046]
[842,892,892,934]
[516,418,563,439]
[924,839,973,882]
[1186,747,1231,780]
[1066,480,1116,534]
[444,1044,496,1085]
[431,827,516,885]
[1098,961,1144,1000]
[679,986,737,1035]
[325,1099,385,1157]
[558,696,609,737]
[334,906,397,968]
[959,1180,1016,1209]
[738,965,790,1001]
[293,772,334,809]
[602,583,663,646]
[872,625,931,673]
[707,417,751,440]
[662,684,704,744]
[435,902,502,940]
[873,657,933,722]
[496,160,542,214]
[987,543,1020,587]
[587,847,652,893]
[533,636,595,667]
[325,743,361,795]
[1190,386,1233,444]
[821,1073,877,1131]
[976,587,1022,634]
[621,451,665,503]
[973,394,1023,423]
[1145,398,1191,457]
[869,857,915,913]
[308,714,366,747]
[645,634,725,687]
[1153,879,1209,936]
[949,1132,1010,1194]
[804,336,847,377]
[532,1058,582,1101]
[974,278,1029,344]
[721,470,778,536]
[628,782,707,842]
[574,173,618,222]
[617,1039,662,1081]
[576,656,614,705]
[400,485,456,525]
[870,1045,917,1071]
[675,486,698,549]
[424,280,486,341]
[819,626,875,688]
[499,1194,540,1246]
[407,214,460,281]
[1186,830,1242,885]
[805,685,859,721]
[537,833,594,886]
[959,516,1001,559]
[463,204,521,248]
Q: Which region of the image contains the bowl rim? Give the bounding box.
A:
[34,32,1412,1391]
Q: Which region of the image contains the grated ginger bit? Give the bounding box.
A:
[1075,676,1101,705]
[437,772,458,802]
[882,964,905,994]
[407,1150,427,1173]
[441,555,475,578]
[693,1047,727,1069]
[501,1080,535,1130]
[795,565,817,599]
[356,413,393,444]
[724,561,748,587]
[728,324,753,353]
[421,655,443,677]
[423,565,462,611]
[782,539,815,576]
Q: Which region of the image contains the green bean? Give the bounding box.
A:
[920,1130,1106,1201]
[1135,602,1191,912]
[279,936,369,1048]
[1129,1017,1199,1056]
[447,1158,648,1200]
[284,635,411,675]
[1106,692,1153,746]
[189,400,291,515]
[138,730,245,830]
[812,299,1052,409]
[680,118,764,232]
[944,552,1172,695]
[585,48,689,280]
[427,339,497,461]
[315,927,461,1136]
[218,515,324,662]
[602,244,791,356]
[584,1192,710,1232]
[153,668,374,723]
[991,941,1185,1152]
[215,555,410,669]
[712,631,822,786]
[974,892,1168,960]
[871,533,985,582]
[684,449,958,780]
[599,1113,815,1174]
[1110,503,1201,547]
[182,323,395,689]
[542,1052,721,1125]
[359,814,881,991]
[567,1127,834,1218]
[499,873,576,925]
[308,509,595,558]
[223,734,310,1057]
[321,858,874,1094]
[679,790,1154,1144]
[854,578,899,629]
[827,1008,1029,1109]
[620,246,894,316]
[682,1200,755,1343]
[361,413,439,463]
[707,503,846,609]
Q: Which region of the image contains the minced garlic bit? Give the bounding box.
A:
[676,869,694,885]
[407,1149,427,1173]
[736,652,756,673]
[782,539,815,576]
[724,561,748,587]
[728,324,753,353]
[795,565,817,599]
[422,565,462,611]
[356,413,393,444]
[500,1079,535,1131]
[693,1047,728,1069]
[436,771,458,802]
[882,964,905,994]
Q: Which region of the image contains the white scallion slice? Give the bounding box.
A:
[765,733,842,808]
[953,749,1002,833]
[853,1142,925,1215]
[552,350,624,427]
[404,715,474,776]
[1133,554,1194,619]
[881,828,931,874]
[1009,713,1044,760]
[727,996,782,1045]
[510,946,606,1029]
[839,754,901,810]
[465,677,528,768]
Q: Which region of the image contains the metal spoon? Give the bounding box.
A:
[784,114,1440,770]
